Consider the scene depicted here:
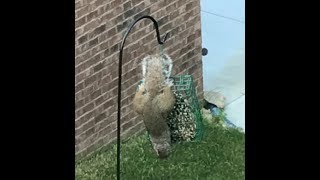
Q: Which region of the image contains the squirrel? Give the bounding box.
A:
[133,54,175,158]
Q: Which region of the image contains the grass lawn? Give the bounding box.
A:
[76,119,245,180]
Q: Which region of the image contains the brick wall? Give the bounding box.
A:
[75,0,204,159]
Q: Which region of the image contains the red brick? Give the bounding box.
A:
[75,16,87,29]
[83,19,100,34]
[95,0,107,7]
[75,118,95,137]
[75,99,85,110]
[76,6,89,20]
[94,95,104,107]
[121,120,133,132]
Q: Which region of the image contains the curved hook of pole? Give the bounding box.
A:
[116,15,169,180]
[120,15,169,49]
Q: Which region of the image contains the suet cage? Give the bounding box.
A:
[144,74,204,143]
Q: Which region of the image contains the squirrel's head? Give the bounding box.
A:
[153,142,171,159]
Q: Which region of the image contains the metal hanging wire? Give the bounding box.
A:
[117,15,169,180]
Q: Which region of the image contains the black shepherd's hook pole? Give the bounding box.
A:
[117,15,169,180]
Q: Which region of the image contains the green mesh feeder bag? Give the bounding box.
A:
[142,75,204,143]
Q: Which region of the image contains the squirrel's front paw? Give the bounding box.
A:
[137,83,147,95]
